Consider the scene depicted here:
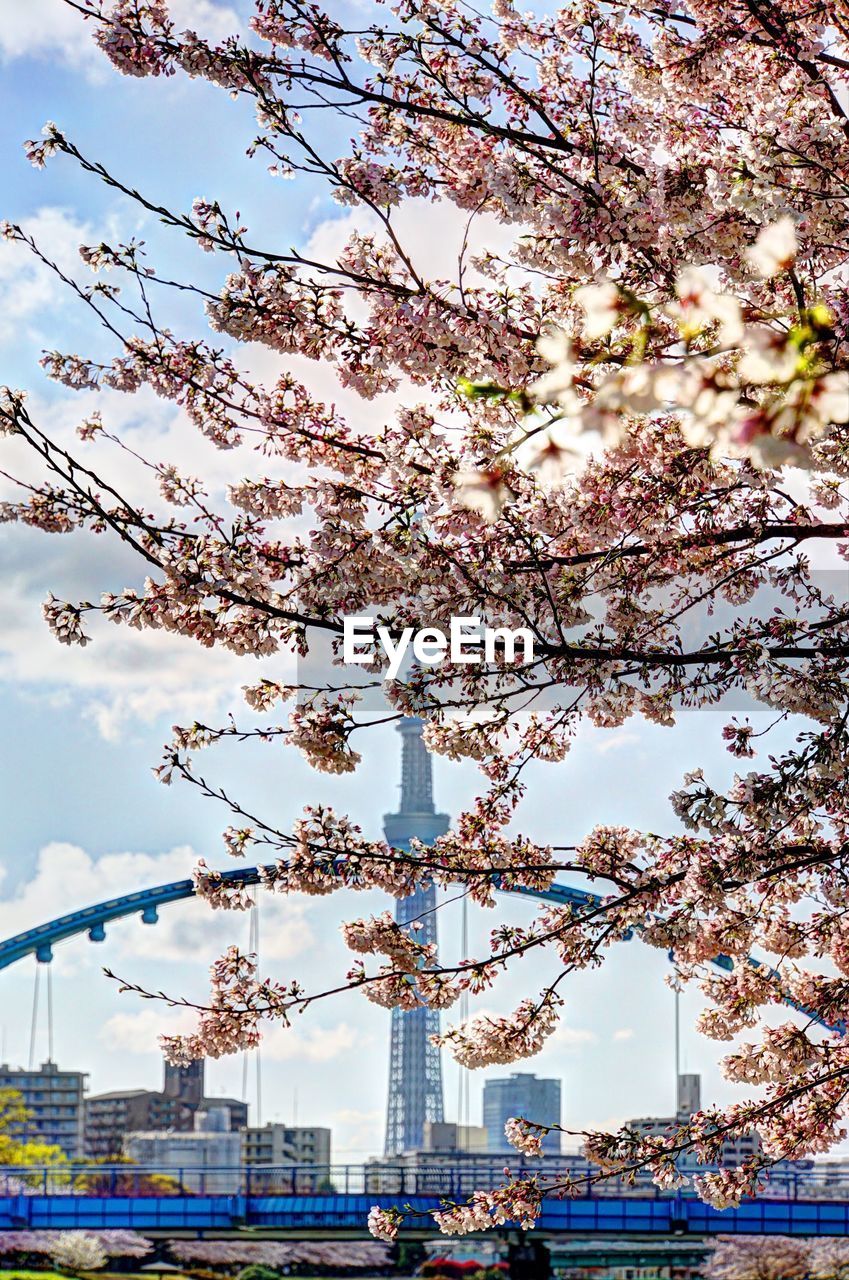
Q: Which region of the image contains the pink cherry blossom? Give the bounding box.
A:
[3,0,849,1238]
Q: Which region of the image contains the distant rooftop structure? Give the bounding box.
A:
[85,1055,247,1158]
[422,1121,489,1153]
[677,1072,701,1118]
[164,1057,203,1106]
[627,1072,760,1174]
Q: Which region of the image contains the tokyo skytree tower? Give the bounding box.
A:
[383,718,449,1156]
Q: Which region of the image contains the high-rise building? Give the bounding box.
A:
[677,1073,701,1118]
[0,1060,87,1160]
[483,1073,562,1154]
[241,1123,331,1167]
[383,718,449,1156]
[85,1056,248,1158]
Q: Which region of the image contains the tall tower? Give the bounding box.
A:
[383,718,449,1155]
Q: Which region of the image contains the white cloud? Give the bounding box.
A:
[0,582,264,741]
[0,3,99,66]
[0,208,98,342]
[0,527,294,740]
[99,1008,369,1064]
[0,188,518,743]
[262,1020,370,1063]
[102,1010,370,1064]
[591,730,642,755]
[99,1006,194,1054]
[84,685,236,742]
[0,841,314,971]
[0,375,299,742]
[0,0,242,72]
[304,196,517,293]
[551,1024,598,1050]
[0,204,304,747]
[169,0,242,42]
[329,1107,384,1159]
[613,1027,635,1042]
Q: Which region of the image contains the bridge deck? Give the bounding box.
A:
[1,1190,849,1235]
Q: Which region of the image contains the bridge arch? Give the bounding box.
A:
[0,867,836,1033]
[0,868,599,970]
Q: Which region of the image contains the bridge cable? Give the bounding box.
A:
[674,978,682,1118]
[456,894,470,1138]
[251,894,262,1127]
[28,960,40,1071]
[241,891,254,1106]
[47,962,54,1064]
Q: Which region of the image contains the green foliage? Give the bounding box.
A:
[235,1266,280,1280]
[395,1240,425,1271]
[70,1167,184,1197]
[0,1088,31,1135]
[0,1272,65,1278]
[0,1273,159,1280]
[0,1087,66,1169]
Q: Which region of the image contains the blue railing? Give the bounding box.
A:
[0,1162,846,1201]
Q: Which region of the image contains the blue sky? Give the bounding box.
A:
[0,0,818,1164]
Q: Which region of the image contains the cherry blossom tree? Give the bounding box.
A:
[706,1235,810,1280]
[811,1240,849,1280]
[0,1231,151,1264]
[706,1235,849,1280]
[3,0,849,1237]
[169,1239,392,1270]
[49,1232,108,1275]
